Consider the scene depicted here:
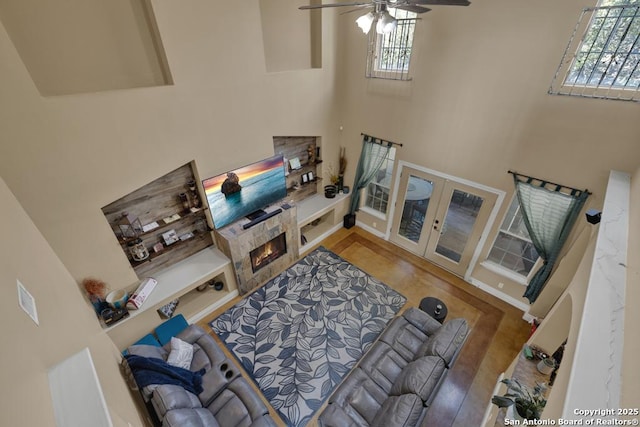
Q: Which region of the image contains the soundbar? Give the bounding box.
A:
[242,208,282,230]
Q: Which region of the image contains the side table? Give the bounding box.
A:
[419,297,448,323]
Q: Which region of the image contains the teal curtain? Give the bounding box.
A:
[349,136,391,215]
[514,175,589,303]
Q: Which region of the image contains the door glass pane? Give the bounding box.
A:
[435,190,484,263]
[398,176,434,243]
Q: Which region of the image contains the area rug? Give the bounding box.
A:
[210,246,406,427]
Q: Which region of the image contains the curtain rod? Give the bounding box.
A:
[508,170,592,195]
[362,133,403,147]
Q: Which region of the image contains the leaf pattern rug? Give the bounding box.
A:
[210,246,406,427]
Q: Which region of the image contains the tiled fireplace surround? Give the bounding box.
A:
[214,206,300,295]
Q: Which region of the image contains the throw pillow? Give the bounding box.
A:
[166,337,194,370]
[389,356,446,402]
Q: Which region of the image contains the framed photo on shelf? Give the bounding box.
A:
[289,157,301,171]
[307,171,314,181]
[162,229,179,246]
[301,173,309,184]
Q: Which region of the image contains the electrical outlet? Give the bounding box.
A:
[17,279,39,325]
[498,282,504,289]
[373,222,377,228]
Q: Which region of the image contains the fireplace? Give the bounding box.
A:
[214,206,299,295]
[250,232,287,273]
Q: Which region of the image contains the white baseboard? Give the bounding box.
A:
[468,277,534,322]
[356,221,386,239]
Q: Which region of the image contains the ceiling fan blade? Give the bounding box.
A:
[299,2,372,10]
[410,0,470,6]
[340,5,375,15]
[396,4,431,13]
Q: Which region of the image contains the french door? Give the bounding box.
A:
[389,166,497,277]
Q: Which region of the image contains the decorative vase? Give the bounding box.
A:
[506,405,525,423]
[192,191,201,208]
[179,193,190,210]
[537,357,556,375]
[324,185,337,198]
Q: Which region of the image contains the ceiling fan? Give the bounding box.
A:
[299,0,471,34]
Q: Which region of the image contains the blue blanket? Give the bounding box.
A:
[124,354,205,395]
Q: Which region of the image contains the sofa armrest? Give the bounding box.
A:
[402,308,443,336]
[151,384,202,420]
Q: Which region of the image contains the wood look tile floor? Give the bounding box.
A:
[197,227,531,427]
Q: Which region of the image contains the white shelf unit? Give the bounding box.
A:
[106,246,238,349]
[297,193,349,253]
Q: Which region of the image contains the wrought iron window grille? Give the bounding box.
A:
[549,4,640,102]
[366,17,418,81]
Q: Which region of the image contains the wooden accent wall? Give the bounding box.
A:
[101,162,214,278]
[273,136,321,203]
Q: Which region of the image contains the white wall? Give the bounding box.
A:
[0,176,142,426]
[0,1,341,292]
[334,0,640,305]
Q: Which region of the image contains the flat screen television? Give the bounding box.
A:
[202,154,287,229]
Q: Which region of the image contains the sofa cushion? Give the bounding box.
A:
[319,403,370,427]
[402,307,443,335]
[389,356,446,403]
[378,317,429,363]
[370,394,424,427]
[127,344,168,360]
[358,341,409,394]
[206,377,269,427]
[415,318,468,367]
[167,337,194,369]
[161,408,219,427]
[324,368,388,425]
[151,384,202,419]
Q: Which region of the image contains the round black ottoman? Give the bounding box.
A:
[419,297,448,323]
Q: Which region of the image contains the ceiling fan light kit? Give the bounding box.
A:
[375,9,398,34]
[356,12,375,33]
[299,0,471,35]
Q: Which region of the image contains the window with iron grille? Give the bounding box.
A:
[549,0,640,101]
[486,197,540,279]
[366,10,417,80]
[364,147,396,215]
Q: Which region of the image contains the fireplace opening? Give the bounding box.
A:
[250,233,287,273]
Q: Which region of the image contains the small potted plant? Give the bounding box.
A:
[491,378,547,421]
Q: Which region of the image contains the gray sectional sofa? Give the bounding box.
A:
[122,324,277,427]
[319,307,469,427]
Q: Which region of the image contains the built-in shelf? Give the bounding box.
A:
[106,246,238,349]
[119,207,208,245]
[492,351,553,426]
[129,229,210,267]
[297,192,349,253]
[275,136,322,203]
